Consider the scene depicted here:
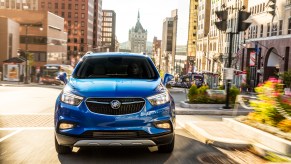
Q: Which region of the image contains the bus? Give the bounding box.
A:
[40,64,73,85]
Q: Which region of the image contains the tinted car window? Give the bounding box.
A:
[74,56,158,79]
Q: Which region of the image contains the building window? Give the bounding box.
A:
[81,38,84,43]
[81,30,84,35]
[41,2,45,8]
[75,4,78,10]
[267,23,271,36]
[75,13,78,18]
[74,30,77,35]
[61,3,65,9]
[260,24,263,37]
[81,4,85,10]
[62,12,65,17]
[68,21,71,26]
[48,2,51,9]
[81,21,85,27]
[81,13,85,18]
[68,4,71,10]
[288,18,291,34]
[68,38,70,43]
[74,46,77,51]
[271,22,278,36]
[279,20,283,35]
[55,3,58,9]
[74,38,77,43]
[74,21,78,26]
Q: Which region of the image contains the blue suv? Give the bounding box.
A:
[55,53,175,154]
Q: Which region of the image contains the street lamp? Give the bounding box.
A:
[21,23,43,84]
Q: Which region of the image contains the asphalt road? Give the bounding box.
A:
[0,85,251,163]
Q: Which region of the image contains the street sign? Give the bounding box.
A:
[224,68,234,80]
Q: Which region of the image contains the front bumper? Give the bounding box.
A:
[55,132,174,147]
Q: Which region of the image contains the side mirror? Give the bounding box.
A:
[163,73,174,86]
[57,72,68,84]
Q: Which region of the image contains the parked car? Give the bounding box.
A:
[54,52,175,154]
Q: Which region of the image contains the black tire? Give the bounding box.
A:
[158,136,175,153]
[55,137,72,154]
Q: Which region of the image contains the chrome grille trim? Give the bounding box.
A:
[85,97,146,115]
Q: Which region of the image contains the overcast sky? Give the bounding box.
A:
[102,0,189,45]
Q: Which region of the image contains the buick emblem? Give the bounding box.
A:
[110,100,121,109]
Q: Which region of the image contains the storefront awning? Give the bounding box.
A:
[3,57,26,63]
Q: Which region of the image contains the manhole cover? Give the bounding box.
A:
[197,152,238,164]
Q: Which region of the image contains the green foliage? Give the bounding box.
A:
[188,85,225,104]
[229,86,240,104]
[248,80,286,127]
[279,70,291,88]
[188,84,198,102]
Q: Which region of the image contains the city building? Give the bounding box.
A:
[93,0,103,50]
[38,0,102,66]
[175,45,187,75]
[101,10,116,52]
[161,9,178,74]
[0,9,67,80]
[0,0,38,10]
[152,37,162,70]
[0,16,19,62]
[187,0,199,73]
[128,11,147,53]
[244,0,291,88]
[0,16,19,79]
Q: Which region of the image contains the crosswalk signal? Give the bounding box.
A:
[237,11,251,32]
[215,10,228,31]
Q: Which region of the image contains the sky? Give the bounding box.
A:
[102,0,189,45]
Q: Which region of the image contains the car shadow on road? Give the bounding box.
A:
[57,134,237,164]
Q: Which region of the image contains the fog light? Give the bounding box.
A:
[59,123,74,130]
[155,122,171,129]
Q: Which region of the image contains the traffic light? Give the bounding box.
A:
[215,10,228,31]
[237,11,251,32]
[267,0,276,20]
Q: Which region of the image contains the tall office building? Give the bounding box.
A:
[187,0,199,73]
[38,0,102,66]
[152,37,162,70]
[128,11,147,53]
[161,9,178,74]
[0,0,38,10]
[101,10,116,52]
[93,0,103,50]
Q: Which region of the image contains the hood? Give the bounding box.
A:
[67,78,162,98]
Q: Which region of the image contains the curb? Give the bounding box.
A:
[180,101,224,109]
[185,121,251,149]
[224,118,291,156]
[175,108,251,115]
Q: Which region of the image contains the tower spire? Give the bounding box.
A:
[138,10,140,21]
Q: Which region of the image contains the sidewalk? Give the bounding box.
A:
[0,81,64,89]
[182,118,291,160]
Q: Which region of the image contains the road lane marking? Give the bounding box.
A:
[0,127,54,130]
[0,113,53,115]
[0,129,23,142]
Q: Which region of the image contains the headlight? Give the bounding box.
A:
[61,92,83,106]
[147,92,170,106]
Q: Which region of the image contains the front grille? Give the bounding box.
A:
[80,130,150,139]
[85,98,145,115]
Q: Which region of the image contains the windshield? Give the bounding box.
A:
[74,56,158,79]
[42,69,59,78]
